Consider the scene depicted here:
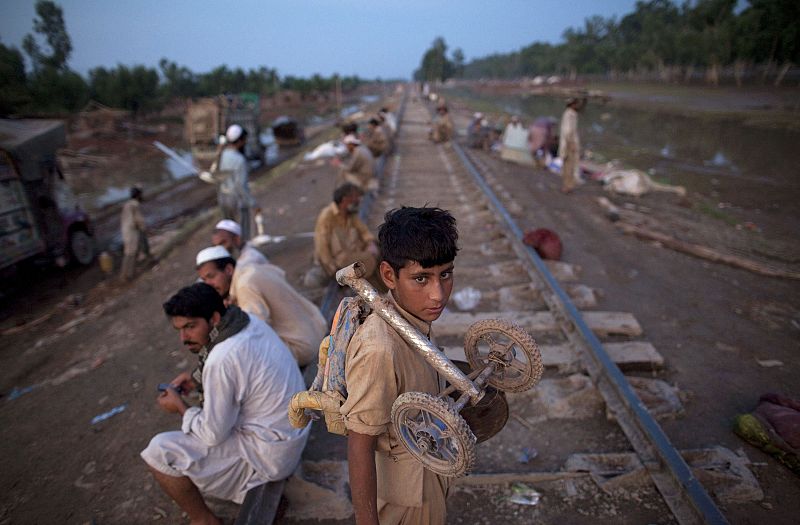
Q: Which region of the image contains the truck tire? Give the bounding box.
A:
[69,229,95,266]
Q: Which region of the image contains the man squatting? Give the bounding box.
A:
[141,283,308,525]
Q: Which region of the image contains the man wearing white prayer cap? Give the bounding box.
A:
[338,133,375,190]
[211,219,267,268]
[217,124,255,239]
[195,246,327,367]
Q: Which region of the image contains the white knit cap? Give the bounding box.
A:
[343,134,361,145]
[214,219,241,237]
[225,124,244,143]
[196,246,231,267]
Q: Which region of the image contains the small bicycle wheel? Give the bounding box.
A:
[391,391,476,477]
[464,319,543,393]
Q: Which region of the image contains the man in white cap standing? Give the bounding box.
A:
[337,134,375,190]
[218,124,255,239]
[211,219,267,268]
[195,246,327,367]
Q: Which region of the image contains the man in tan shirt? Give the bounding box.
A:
[195,246,327,367]
[429,106,453,143]
[365,117,389,158]
[337,134,375,190]
[313,183,379,283]
[558,97,583,194]
[342,206,458,525]
[119,186,149,281]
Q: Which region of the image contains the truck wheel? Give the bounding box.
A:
[69,230,95,265]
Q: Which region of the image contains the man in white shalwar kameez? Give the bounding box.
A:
[218,124,255,240]
[210,219,267,268]
[141,283,308,524]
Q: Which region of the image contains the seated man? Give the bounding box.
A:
[342,206,459,525]
[195,246,326,367]
[429,105,453,143]
[336,134,375,190]
[142,283,308,524]
[312,183,379,285]
[211,219,267,267]
[365,117,389,158]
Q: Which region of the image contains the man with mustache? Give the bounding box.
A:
[141,283,308,525]
[310,183,379,287]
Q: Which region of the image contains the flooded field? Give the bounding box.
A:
[450,87,800,239]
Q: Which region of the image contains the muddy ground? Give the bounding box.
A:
[1,85,799,524]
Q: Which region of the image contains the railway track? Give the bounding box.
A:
[346,94,749,524]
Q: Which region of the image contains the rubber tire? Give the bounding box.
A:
[391,391,476,478]
[464,319,543,393]
[69,229,95,266]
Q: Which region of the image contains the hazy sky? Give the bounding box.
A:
[2,0,639,79]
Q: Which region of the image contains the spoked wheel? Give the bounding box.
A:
[391,391,476,477]
[464,319,543,393]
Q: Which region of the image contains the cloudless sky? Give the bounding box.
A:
[1,0,639,79]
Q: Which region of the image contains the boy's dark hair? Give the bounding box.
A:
[378,206,458,274]
[341,122,358,135]
[209,257,236,271]
[163,282,226,321]
[333,182,363,204]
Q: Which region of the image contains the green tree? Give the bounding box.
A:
[0,41,30,115]
[22,0,72,72]
[90,64,160,114]
[415,37,453,82]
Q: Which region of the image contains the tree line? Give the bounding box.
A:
[415,0,798,85]
[0,1,365,116]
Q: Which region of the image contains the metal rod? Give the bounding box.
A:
[153,141,199,174]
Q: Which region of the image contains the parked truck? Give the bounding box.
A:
[185,93,264,167]
[0,119,94,272]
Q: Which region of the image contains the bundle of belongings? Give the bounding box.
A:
[601,169,686,197]
[523,228,563,261]
[733,393,800,476]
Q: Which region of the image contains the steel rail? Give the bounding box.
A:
[450,139,729,525]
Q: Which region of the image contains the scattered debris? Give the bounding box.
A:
[615,222,800,280]
[6,385,37,401]
[517,447,539,464]
[453,287,482,311]
[507,483,541,506]
[91,404,127,425]
[602,169,686,197]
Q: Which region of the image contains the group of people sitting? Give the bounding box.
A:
[141,101,465,524]
[334,107,397,192]
[143,201,462,525]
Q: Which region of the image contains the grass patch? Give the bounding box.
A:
[694,201,739,226]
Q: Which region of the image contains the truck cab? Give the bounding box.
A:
[0,119,95,270]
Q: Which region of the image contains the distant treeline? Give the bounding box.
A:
[416,0,798,85]
[0,1,368,116]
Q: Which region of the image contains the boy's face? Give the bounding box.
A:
[380,260,454,323]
